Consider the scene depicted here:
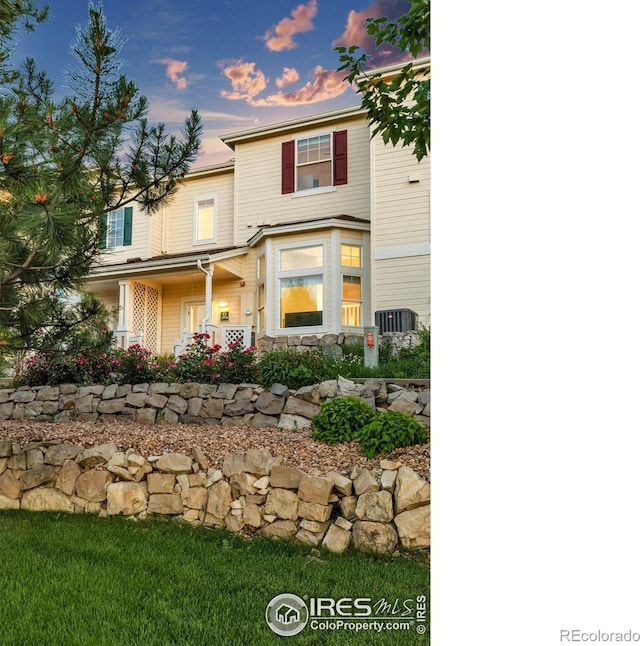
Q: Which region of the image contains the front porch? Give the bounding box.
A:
[86,248,255,356]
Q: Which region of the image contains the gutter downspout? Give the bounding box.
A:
[196,259,214,338]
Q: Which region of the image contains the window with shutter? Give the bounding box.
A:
[281,130,348,194]
[102,207,133,248]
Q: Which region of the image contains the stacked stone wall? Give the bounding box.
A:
[0,442,430,553]
[0,377,430,428]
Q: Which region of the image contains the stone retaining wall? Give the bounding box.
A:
[0,377,430,428]
[257,330,420,353]
[0,441,430,553]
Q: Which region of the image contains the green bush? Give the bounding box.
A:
[311,396,379,444]
[257,348,329,389]
[358,410,429,458]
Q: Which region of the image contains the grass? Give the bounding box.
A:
[0,511,429,645]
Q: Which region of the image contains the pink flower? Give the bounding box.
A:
[203,359,213,366]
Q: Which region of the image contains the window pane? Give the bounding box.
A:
[297,160,331,190]
[258,283,265,308]
[197,199,214,240]
[186,303,206,334]
[280,245,323,271]
[341,244,362,268]
[258,255,266,279]
[342,275,361,300]
[342,275,361,326]
[107,209,124,248]
[280,275,323,328]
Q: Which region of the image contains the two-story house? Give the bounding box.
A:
[85,57,430,355]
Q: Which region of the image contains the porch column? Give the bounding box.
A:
[116,280,132,348]
[196,259,216,340]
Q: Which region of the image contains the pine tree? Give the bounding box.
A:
[0,3,202,359]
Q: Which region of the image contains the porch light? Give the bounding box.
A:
[218,301,228,308]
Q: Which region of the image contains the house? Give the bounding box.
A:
[85,57,430,355]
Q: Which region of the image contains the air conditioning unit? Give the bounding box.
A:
[375,308,418,334]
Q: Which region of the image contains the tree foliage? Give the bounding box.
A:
[0,3,202,358]
[336,0,430,161]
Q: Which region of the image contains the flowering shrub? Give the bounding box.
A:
[111,344,157,384]
[215,342,258,384]
[173,334,258,384]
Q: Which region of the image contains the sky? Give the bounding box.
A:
[10,0,417,168]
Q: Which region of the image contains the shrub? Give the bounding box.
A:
[111,344,156,384]
[215,342,258,384]
[311,396,379,444]
[258,348,329,389]
[358,411,429,458]
[14,352,75,387]
[173,333,221,383]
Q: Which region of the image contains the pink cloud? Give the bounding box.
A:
[263,0,317,52]
[219,60,268,101]
[250,66,348,107]
[275,67,300,89]
[157,58,189,90]
[333,0,418,68]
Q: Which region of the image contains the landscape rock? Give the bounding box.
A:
[355,490,394,523]
[75,469,113,502]
[206,480,232,522]
[148,493,184,515]
[20,465,58,491]
[394,505,430,549]
[270,465,303,489]
[297,473,333,505]
[322,524,351,553]
[156,453,192,474]
[352,521,398,554]
[297,500,332,522]
[283,397,320,419]
[107,482,148,516]
[76,442,118,468]
[260,519,297,540]
[21,487,74,513]
[56,460,81,496]
[264,488,299,520]
[44,443,81,466]
[277,414,312,431]
[244,448,274,476]
[147,473,176,494]
[254,392,285,415]
[0,494,20,510]
[0,470,21,498]
[394,467,430,512]
[353,470,380,495]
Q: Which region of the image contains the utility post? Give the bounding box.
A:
[363,326,379,368]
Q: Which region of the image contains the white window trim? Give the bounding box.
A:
[275,239,327,336]
[106,208,126,250]
[292,128,336,196]
[331,231,370,332]
[192,194,218,245]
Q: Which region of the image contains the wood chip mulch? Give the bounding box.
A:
[0,419,430,480]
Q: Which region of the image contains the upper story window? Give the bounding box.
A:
[297,134,331,190]
[193,195,217,244]
[99,206,133,249]
[282,130,347,194]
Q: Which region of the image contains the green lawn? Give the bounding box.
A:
[0,511,429,645]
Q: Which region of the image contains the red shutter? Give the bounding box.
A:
[333,130,348,186]
[282,140,295,194]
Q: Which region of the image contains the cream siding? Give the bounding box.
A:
[373,255,430,327]
[232,116,371,247]
[97,205,149,265]
[371,132,430,327]
[164,170,234,255]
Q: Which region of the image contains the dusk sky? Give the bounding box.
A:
[10,0,417,167]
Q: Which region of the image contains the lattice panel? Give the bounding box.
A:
[146,287,159,351]
[223,327,249,350]
[132,282,146,339]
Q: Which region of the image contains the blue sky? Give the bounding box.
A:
[11,0,415,167]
